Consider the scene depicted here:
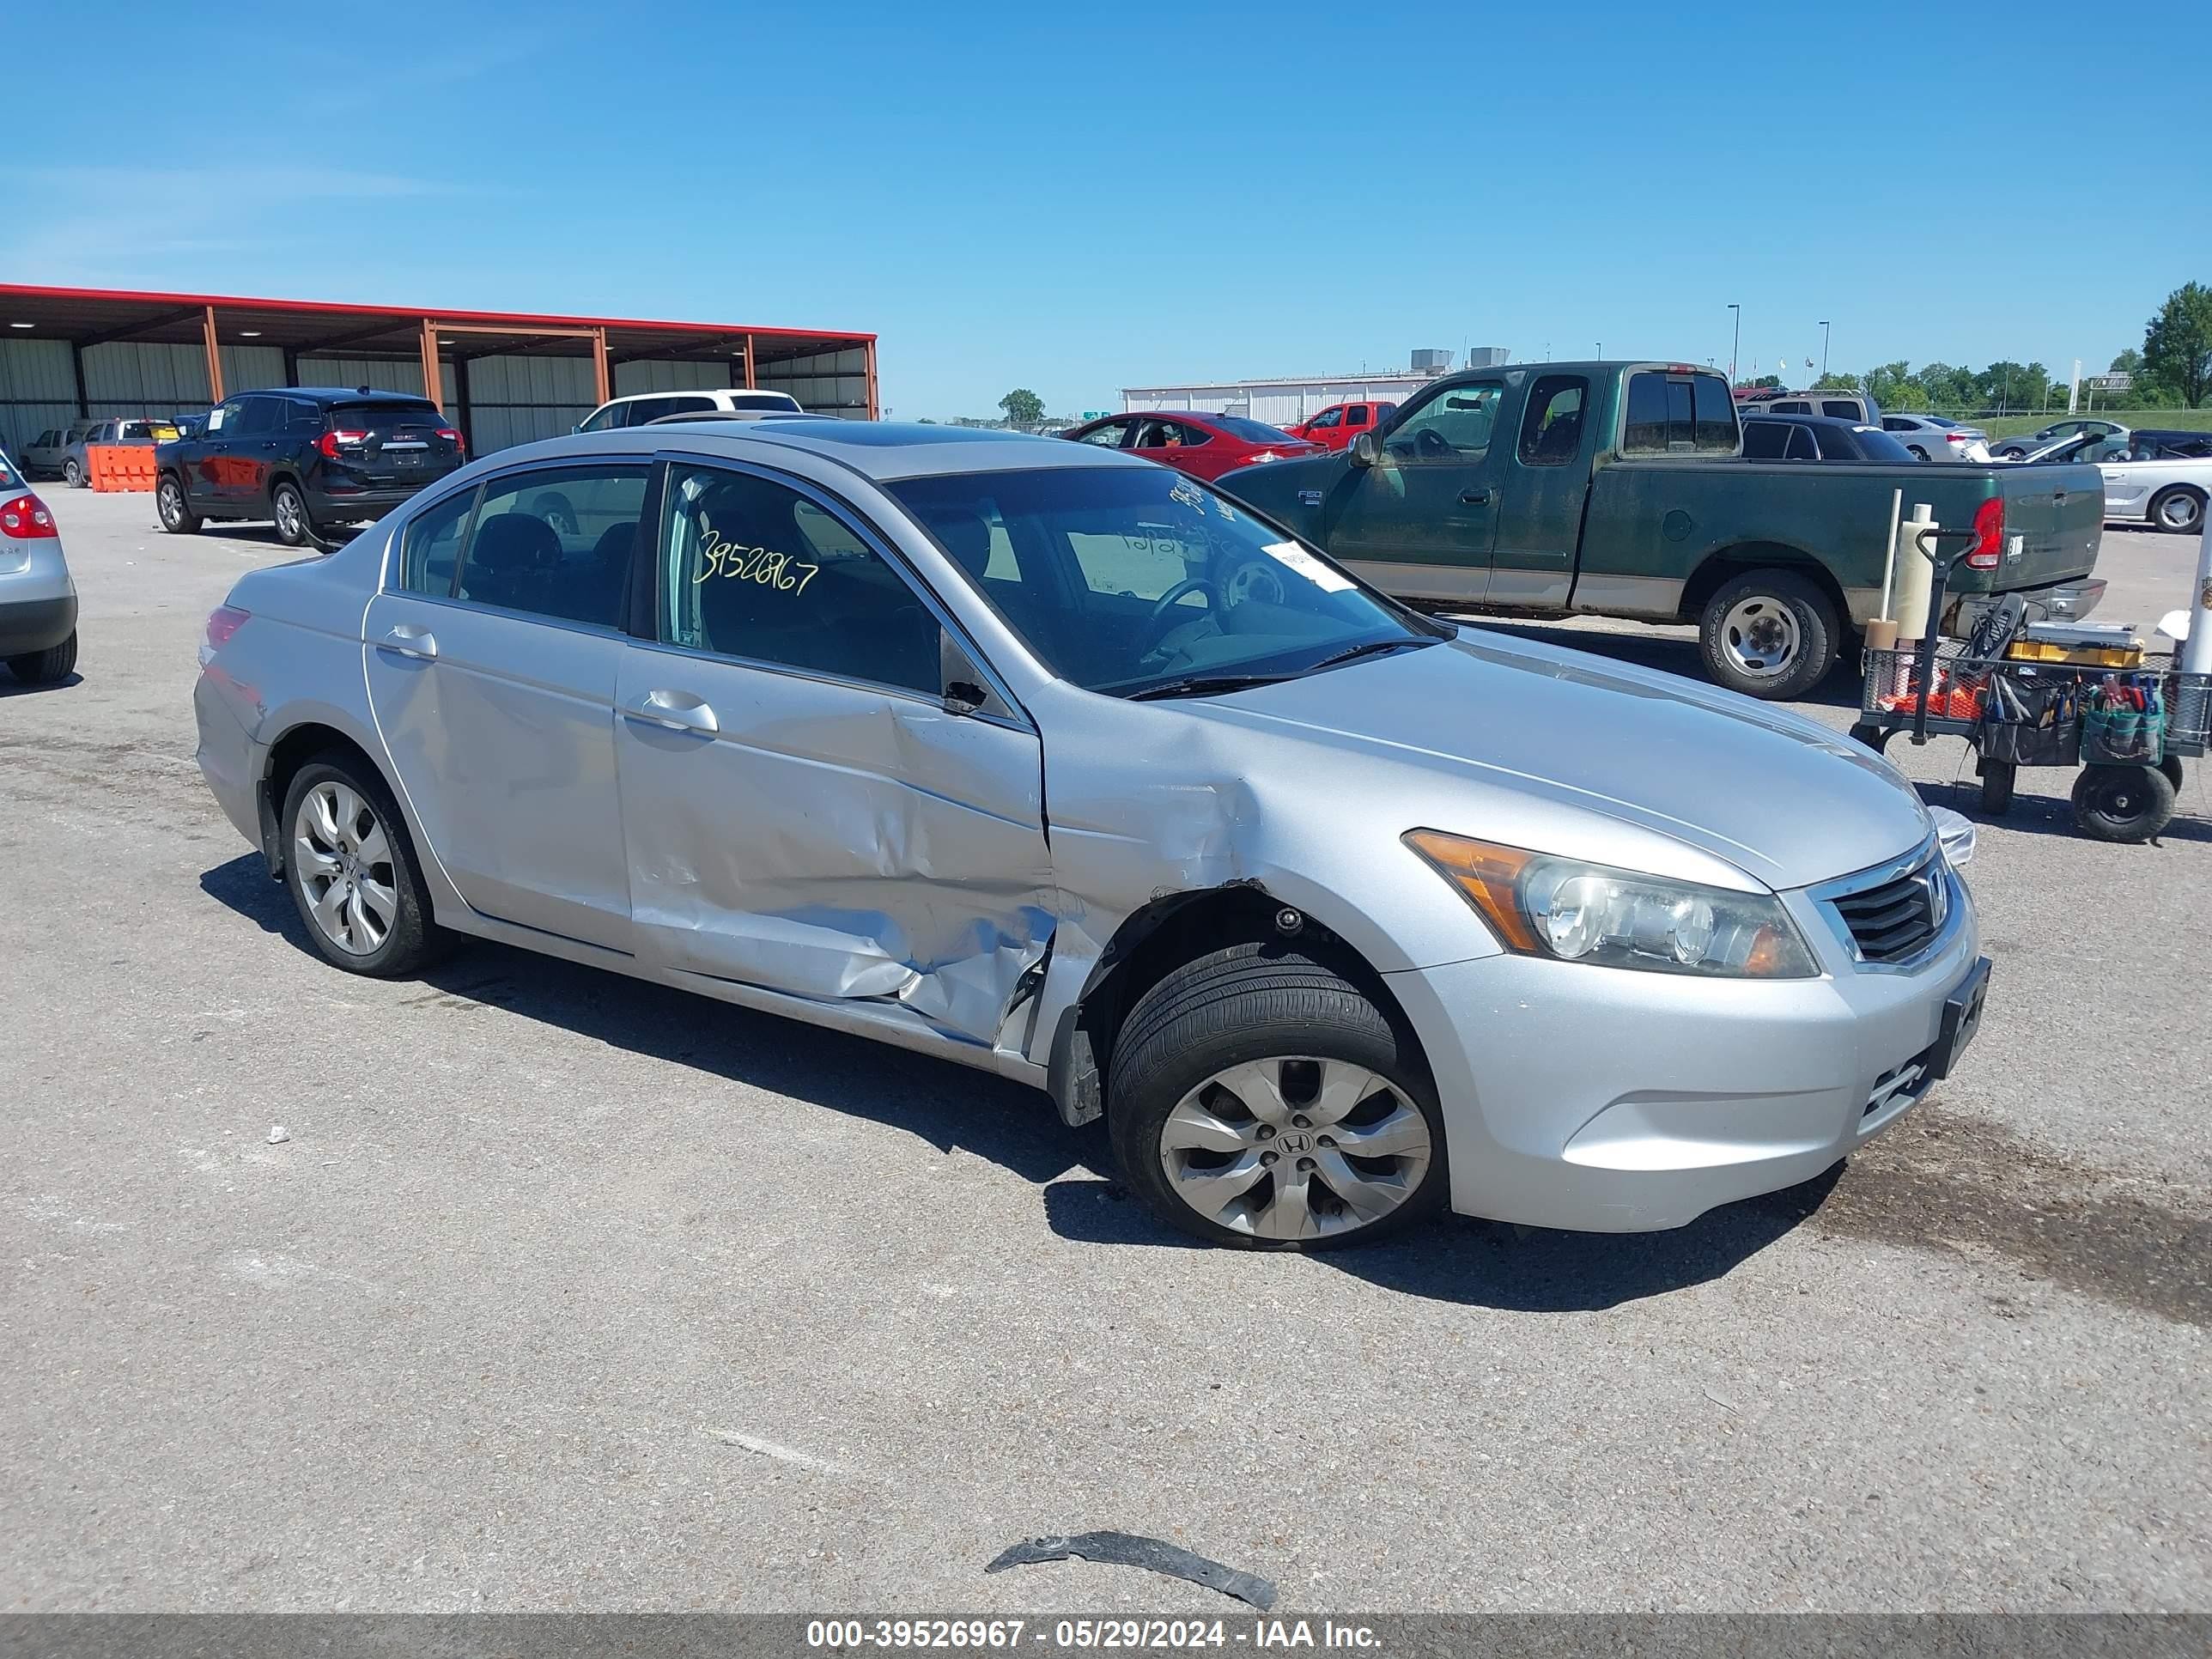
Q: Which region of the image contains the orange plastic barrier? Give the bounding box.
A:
[87,445,157,492]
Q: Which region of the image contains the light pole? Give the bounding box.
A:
[1727,303,1741,387]
[1819,319,1831,379]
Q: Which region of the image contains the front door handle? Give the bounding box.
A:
[1459,488,1492,506]
[378,624,437,660]
[622,690,720,734]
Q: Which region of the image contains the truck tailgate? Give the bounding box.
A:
[1959,462,2102,593]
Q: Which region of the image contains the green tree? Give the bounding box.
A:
[1814,371,1864,392]
[2142,282,2212,407]
[1913,362,1975,409]
[998,388,1045,431]
[1748,374,1783,390]
[1865,362,1928,410]
[1972,361,2050,415]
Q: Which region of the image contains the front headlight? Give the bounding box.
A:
[1403,829,1820,979]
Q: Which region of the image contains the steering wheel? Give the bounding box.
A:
[1413,427,1455,460]
[1139,576,1218,654]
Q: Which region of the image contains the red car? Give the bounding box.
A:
[1284,399,1398,451]
[1062,411,1322,481]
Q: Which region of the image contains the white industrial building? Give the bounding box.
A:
[1123,347,1508,428]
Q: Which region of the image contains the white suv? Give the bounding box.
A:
[575,388,803,432]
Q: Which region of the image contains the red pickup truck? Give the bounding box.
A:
[1285,399,1397,452]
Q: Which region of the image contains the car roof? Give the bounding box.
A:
[598,388,798,404]
[485,418,1149,483]
[1741,411,1862,428]
[252,386,440,404]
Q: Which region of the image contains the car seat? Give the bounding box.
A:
[465,513,562,612]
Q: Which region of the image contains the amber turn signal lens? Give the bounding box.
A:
[1402,829,1543,953]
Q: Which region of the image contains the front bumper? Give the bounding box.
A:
[1386,861,1981,1232]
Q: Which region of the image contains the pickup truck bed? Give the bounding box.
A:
[1222,362,2105,698]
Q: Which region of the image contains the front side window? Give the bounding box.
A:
[234,397,282,437]
[889,465,1439,697]
[1310,407,1342,428]
[1384,381,1503,463]
[659,464,941,696]
[206,400,245,437]
[1077,421,1132,448]
[454,465,647,628]
[1517,376,1588,465]
[578,405,620,434]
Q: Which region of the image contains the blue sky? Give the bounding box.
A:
[3,2,2206,419]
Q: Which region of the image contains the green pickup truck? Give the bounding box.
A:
[1220,361,2106,698]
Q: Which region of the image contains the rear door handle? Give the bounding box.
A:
[377,624,436,660]
[622,690,719,734]
[1459,489,1491,505]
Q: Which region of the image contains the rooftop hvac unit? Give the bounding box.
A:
[1465,346,1510,369]
[1410,348,1453,374]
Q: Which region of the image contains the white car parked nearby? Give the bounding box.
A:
[1881,414,1991,463]
[575,388,804,432]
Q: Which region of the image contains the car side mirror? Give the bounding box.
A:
[1349,430,1382,469]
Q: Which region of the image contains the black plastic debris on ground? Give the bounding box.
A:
[985,1530,1277,1611]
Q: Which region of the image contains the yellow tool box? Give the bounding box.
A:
[2004,623,2144,668]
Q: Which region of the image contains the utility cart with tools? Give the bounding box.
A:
[1847,526,2209,842]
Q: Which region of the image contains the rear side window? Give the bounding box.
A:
[1624,373,1736,455]
[1518,376,1588,465]
[623,395,715,426]
[455,466,649,629]
[289,401,325,434]
[1741,421,1789,460]
[1346,406,1369,427]
[235,398,283,437]
[1820,399,1863,421]
[1770,400,1811,415]
[399,486,477,596]
[1786,426,1819,462]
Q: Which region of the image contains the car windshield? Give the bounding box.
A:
[1211,416,1301,444]
[887,464,1440,696]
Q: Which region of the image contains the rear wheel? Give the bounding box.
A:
[271,482,312,547]
[1698,568,1839,700]
[2150,486,2204,534]
[156,476,201,533]
[1108,943,1446,1250]
[280,757,447,976]
[2070,763,2176,843]
[1995,445,2027,460]
[5,629,77,684]
[1906,445,1931,461]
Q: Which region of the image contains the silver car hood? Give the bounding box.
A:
[1187,629,1931,893]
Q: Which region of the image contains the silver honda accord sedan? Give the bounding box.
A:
[193,418,1990,1248]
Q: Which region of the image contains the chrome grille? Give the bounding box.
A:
[1826,847,1945,964]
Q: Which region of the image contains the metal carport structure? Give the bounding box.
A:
[0,284,878,458]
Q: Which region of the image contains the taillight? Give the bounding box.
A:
[1247,450,1279,465]
[0,492,57,538]
[1966,497,2004,569]
[1945,432,1968,442]
[205,605,250,650]
[317,428,369,459]
[435,426,463,454]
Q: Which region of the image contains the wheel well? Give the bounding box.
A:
[1680,545,1847,626]
[1050,884,1426,1126]
[258,724,387,878]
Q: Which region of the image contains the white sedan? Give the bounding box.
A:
[1879,413,1991,463]
[2100,453,2212,533]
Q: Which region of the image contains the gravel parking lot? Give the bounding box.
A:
[4,489,2207,1613]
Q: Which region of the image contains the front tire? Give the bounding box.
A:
[1698,568,1839,700]
[271,482,312,547]
[280,757,446,976]
[63,459,83,489]
[1995,445,2027,460]
[1108,943,1447,1250]
[156,476,201,533]
[5,629,77,684]
[2070,763,2176,843]
[2150,486,2205,534]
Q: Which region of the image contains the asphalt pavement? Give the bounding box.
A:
[3,490,2206,1613]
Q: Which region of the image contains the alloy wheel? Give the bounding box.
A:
[275,489,305,543]
[1158,1055,1432,1242]
[2159,493,2203,532]
[158,482,184,528]
[1720,595,1801,681]
[293,781,398,956]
